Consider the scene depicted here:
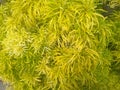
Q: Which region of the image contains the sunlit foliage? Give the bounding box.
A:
[0,0,120,90]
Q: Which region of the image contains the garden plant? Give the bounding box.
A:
[0,0,120,90]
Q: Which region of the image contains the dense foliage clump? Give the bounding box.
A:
[0,0,120,90]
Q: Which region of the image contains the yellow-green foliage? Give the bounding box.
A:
[0,0,119,90]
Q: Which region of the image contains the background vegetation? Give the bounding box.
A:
[0,0,120,90]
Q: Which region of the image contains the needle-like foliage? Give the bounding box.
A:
[0,0,120,90]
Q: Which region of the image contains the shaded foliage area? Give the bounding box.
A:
[0,0,120,90]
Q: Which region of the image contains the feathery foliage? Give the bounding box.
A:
[0,0,120,90]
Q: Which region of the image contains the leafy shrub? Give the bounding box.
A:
[0,0,120,90]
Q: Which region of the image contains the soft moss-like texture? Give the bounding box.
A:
[0,0,120,90]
